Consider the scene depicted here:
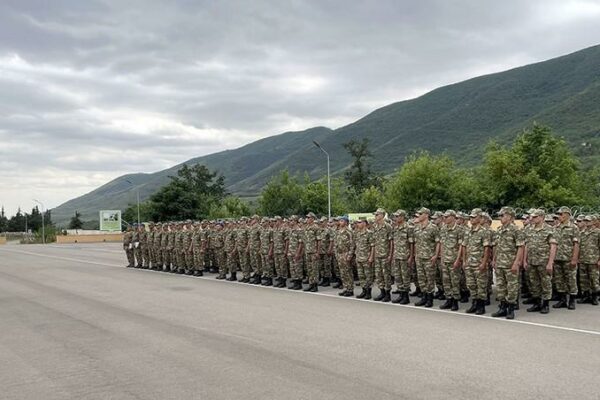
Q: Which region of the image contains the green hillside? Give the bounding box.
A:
[52,45,600,225]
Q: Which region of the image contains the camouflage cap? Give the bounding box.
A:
[392,209,407,217]
[498,206,516,217]
[577,215,586,221]
[274,216,282,221]
[469,208,484,217]
[432,211,443,219]
[457,211,469,219]
[544,214,555,222]
[557,206,572,215]
[443,209,457,217]
[526,208,536,216]
[373,208,386,215]
[530,208,545,217]
[339,215,349,223]
[415,207,430,215]
[306,212,317,219]
[583,215,593,221]
[320,216,327,222]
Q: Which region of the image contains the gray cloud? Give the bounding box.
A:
[1,0,600,215]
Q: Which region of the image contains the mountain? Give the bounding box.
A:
[52,45,600,225]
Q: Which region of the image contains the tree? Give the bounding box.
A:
[123,201,155,224]
[482,124,596,209]
[68,211,84,230]
[149,164,226,221]
[258,170,304,216]
[209,196,252,219]
[0,206,8,233]
[343,138,381,193]
[7,208,26,232]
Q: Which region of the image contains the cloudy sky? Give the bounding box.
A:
[1,0,600,216]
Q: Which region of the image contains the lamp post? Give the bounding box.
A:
[32,199,45,244]
[313,140,331,219]
[125,180,140,225]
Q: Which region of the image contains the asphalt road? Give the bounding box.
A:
[0,243,598,400]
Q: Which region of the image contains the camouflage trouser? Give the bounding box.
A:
[336,253,354,291]
[260,254,274,278]
[465,265,487,300]
[162,249,171,269]
[441,262,461,300]
[288,254,303,280]
[435,260,443,291]
[142,245,150,267]
[374,258,392,290]
[193,248,203,271]
[553,260,578,295]
[154,247,163,268]
[226,251,238,274]
[203,249,212,269]
[459,268,467,292]
[320,254,332,278]
[208,248,216,269]
[579,263,599,293]
[528,264,552,300]
[487,263,494,294]
[305,253,319,284]
[411,264,420,288]
[332,255,340,279]
[214,248,225,275]
[416,258,436,293]
[250,250,262,275]
[273,253,288,279]
[356,260,373,289]
[125,248,135,267]
[185,251,194,271]
[392,259,411,291]
[176,249,186,271]
[238,249,251,278]
[495,268,519,304]
[134,245,142,266]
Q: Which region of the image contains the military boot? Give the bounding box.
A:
[553,293,567,309]
[332,279,341,289]
[492,301,508,318]
[409,287,422,297]
[591,293,599,306]
[226,272,237,281]
[310,283,318,292]
[485,293,491,306]
[392,288,401,294]
[303,283,314,292]
[356,287,367,298]
[451,299,459,311]
[540,299,550,314]
[392,291,404,304]
[522,296,536,305]
[567,295,576,310]
[216,274,226,280]
[373,289,386,302]
[466,299,478,314]
[319,277,330,287]
[436,290,445,300]
[400,291,410,305]
[382,289,391,302]
[195,270,204,277]
[415,293,428,307]
[425,293,434,308]
[475,299,486,315]
[185,269,193,275]
[439,298,453,310]
[506,303,515,320]
[364,288,372,300]
[263,277,273,286]
[526,299,542,312]
[577,291,591,304]
[460,290,470,303]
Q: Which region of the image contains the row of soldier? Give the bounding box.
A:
[123,206,600,320]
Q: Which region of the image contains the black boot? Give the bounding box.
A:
[567,295,576,310]
[415,293,428,307]
[553,294,567,309]
[382,289,391,303]
[364,288,372,300]
[505,303,514,319]
[392,291,404,304]
[460,290,470,303]
[425,292,433,308]
[577,291,591,304]
[400,291,410,305]
[303,283,312,292]
[522,296,536,305]
[309,283,318,292]
[264,277,274,286]
[475,299,486,315]
[540,299,550,314]
[373,289,386,302]
[356,287,367,299]
[226,272,237,281]
[451,299,459,311]
[319,277,330,287]
[216,274,226,280]
[466,299,478,314]
[332,279,342,289]
[436,290,446,300]
[527,299,542,312]
[485,293,491,306]
[194,270,203,277]
[591,293,599,306]
[341,289,354,297]
[439,298,453,310]
[409,287,422,297]
[492,301,508,318]
[292,280,303,290]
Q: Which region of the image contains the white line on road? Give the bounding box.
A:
[3,246,600,337]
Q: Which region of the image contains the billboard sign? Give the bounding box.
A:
[99,210,122,231]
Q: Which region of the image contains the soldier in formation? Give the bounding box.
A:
[123,207,600,320]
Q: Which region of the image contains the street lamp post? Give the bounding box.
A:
[33,199,45,244]
[125,180,141,225]
[313,141,331,219]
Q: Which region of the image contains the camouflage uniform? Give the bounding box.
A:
[212,227,225,275]
[526,223,557,301]
[167,227,177,271]
[302,223,320,285]
[318,226,332,280]
[152,227,163,268]
[123,229,135,267]
[287,224,304,281]
[236,224,251,279]
[259,225,274,279]
[140,228,150,268]
[191,227,203,272]
[133,229,142,267]
[463,225,492,300]
[494,223,525,304]
[392,221,414,292]
[578,221,599,297]
[224,227,238,275]
[414,222,440,294]
[440,222,463,300]
[354,228,373,289]
[372,220,392,291]
[554,220,580,296]
[249,222,262,277]
[272,225,288,280]
[183,228,194,272]
[334,225,354,292]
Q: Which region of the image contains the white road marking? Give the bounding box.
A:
[3,246,600,337]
